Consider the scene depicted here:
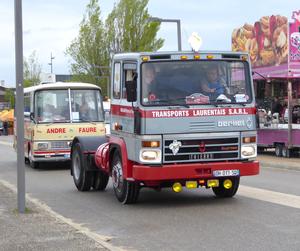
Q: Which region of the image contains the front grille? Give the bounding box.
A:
[50,141,69,149]
[164,137,239,163]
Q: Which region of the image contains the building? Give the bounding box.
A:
[0,85,13,110]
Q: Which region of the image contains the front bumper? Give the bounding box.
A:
[32,150,70,162]
[132,161,259,181]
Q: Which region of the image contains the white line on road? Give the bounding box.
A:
[0,179,127,251]
[239,185,300,209]
[0,141,13,147]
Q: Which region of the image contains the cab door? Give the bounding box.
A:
[119,61,137,134]
[110,61,122,135]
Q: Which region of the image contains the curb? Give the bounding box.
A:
[259,161,300,172]
[0,179,126,251]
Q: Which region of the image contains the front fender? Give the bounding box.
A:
[71,136,109,173]
[109,135,133,179]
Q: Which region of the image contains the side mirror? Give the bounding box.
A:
[125,80,137,102]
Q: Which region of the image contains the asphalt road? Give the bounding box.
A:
[0,142,299,251]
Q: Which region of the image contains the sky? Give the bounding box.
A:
[1,0,300,87]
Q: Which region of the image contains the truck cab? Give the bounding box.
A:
[71,51,259,204]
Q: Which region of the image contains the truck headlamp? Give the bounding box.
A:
[139,149,161,163]
[241,145,256,158]
[37,142,49,150]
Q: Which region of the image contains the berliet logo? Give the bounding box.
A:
[169,140,182,155]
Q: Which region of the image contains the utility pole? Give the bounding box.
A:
[148,17,182,51]
[14,0,26,213]
[48,52,55,73]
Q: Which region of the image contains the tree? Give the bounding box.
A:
[23,51,42,87]
[4,89,15,108]
[105,0,164,52]
[66,0,164,96]
[66,0,109,93]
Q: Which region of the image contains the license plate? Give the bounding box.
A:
[213,169,240,177]
[64,154,70,158]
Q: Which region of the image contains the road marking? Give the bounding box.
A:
[239,185,300,209]
[0,179,127,251]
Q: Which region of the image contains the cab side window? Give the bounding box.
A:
[24,94,30,113]
[113,62,121,99]
[122,62,137,100]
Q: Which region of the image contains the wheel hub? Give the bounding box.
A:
[73,152,80,181]
[112,162,123,192]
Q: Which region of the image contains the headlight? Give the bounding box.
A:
[139,149,161,163]
[241,144,256,158]
[37,142,49,150]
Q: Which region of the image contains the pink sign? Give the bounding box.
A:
[289,11,300,63]
[232,15,288,68]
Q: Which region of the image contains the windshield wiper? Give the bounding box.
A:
[76,119,97,125]
[152,98,190,108]
[44,120,71,126]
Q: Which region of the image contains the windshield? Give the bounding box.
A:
[141,60,252,106]
[71,89,103,122]
[35,89,104,123]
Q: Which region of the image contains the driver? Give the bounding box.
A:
[142,64,159,102]
[201,65,225,98]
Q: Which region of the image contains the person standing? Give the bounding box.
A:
[271,97,282,115]
[3,121,8,136]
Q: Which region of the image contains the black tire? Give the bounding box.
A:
[275,144,283,157]
[111,151,139,204]
[25,157,29,164]
[257,147,265,154]
[92,171,109,191]
[28,148,39,169]
[71,143,93,191]
[212,177,240,198]
[282,146,290,158]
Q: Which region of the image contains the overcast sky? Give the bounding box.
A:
[1,0,300,87]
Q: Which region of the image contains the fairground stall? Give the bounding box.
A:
[232,11,300,157]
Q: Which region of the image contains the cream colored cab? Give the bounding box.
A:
[19,82,106,168]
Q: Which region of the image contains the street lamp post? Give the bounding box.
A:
[14,0,26,213]
[148,17,182,51]
[48,52,55,74]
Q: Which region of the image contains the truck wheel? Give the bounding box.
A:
[111,152,139,204]
[28,149,39,169]
[275,144,283,157]
[212,177,240,198]
[92,171,109,191]
[257,147,265,154]
[282,146,290,158]
[71,142,92,191]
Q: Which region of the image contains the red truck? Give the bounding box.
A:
[70,51,259,204]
